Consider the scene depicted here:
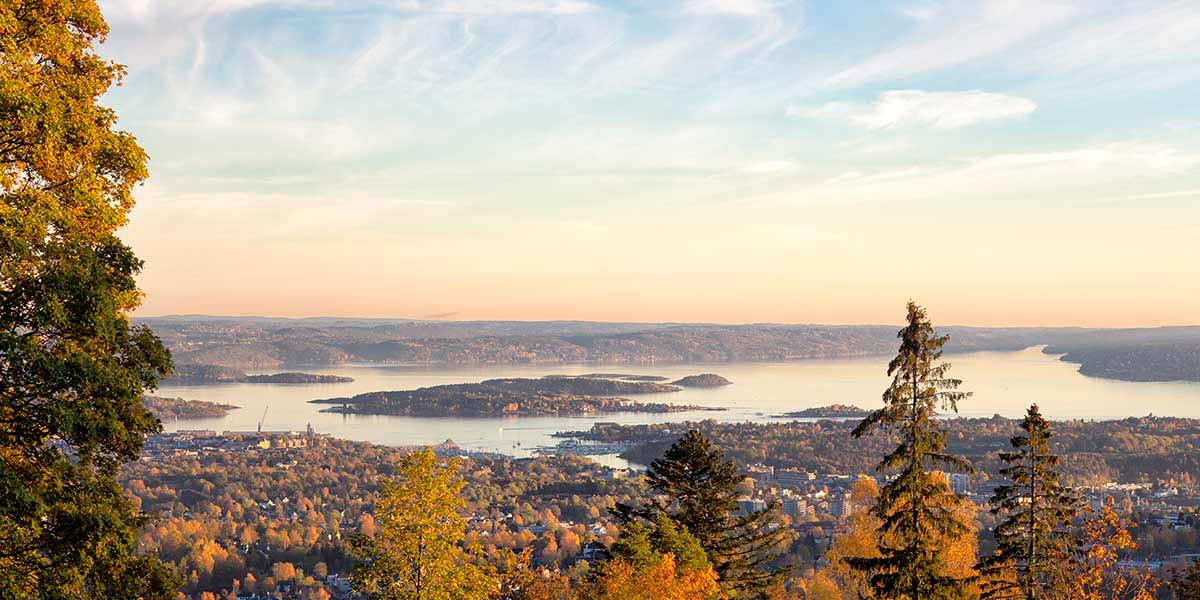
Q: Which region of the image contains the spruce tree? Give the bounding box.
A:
[849,301,977,600]
[615,429,788,596]
[980,404,1078,600]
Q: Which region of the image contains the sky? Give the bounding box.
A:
[101,0,1200,327]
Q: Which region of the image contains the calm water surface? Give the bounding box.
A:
[157,347,1200,462]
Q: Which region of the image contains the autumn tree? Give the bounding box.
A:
[815,476,883,599]
[0,0,179,597]
[582,554,721,600]
[348,448,496,600]
[1171,558,1200,600]
[615,429,789,596]
[1066,498,1157,600]
[493,548,574,600]
[979,404,1078,600]
[849,301,977,600]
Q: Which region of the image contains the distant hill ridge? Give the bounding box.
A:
[138,317,1200,384]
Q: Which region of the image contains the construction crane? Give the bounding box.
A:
[257,401,269,433]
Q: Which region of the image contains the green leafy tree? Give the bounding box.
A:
[980,404,1078,600]
[348,448,496,600]
[0,0,179,597]
[849,301,977,600]
[615,429,789,596]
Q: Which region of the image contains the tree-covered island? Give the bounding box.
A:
[309,375,728,417]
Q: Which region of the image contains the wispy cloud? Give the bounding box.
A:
[823,1,1078,88]
[735,141,1200,209]
[793,90,1036,130]
[683,0,786,17]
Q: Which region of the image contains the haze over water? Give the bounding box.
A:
[158,346,1200,459]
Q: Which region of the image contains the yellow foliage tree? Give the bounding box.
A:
[818,476,883,599]
[349,448,496,600]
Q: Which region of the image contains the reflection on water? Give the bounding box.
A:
[156,347,1200,458]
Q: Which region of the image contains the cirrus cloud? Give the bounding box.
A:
[790,89,1036,130]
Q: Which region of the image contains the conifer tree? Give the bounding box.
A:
[849,301,977,600]
[614,429,789,596]
[980,404,1078,600]
[609,512,711,574]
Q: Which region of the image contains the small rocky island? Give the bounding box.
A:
[142,395,239,420]
[671,373,732,387]
[776,404,870,419]
[165,364,354,385]
[310,375,726,417]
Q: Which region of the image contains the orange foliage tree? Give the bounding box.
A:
[583,554,722,600]
[1066,498,1157,600]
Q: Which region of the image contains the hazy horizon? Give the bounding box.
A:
[134,312,1200,330]
[99,0,1200,326]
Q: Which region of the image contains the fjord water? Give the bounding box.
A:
[157,346,1200,459]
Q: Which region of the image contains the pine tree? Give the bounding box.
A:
[980,404,1078,600]
[849,301,977,600]
[348,448,496,600]
[614,429,789,596]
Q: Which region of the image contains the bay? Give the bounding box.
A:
[156,346,1200,463]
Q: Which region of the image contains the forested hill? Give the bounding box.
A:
[138,317,1200,383]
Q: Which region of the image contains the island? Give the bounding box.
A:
[774,404,871,419]
[309,376,726,417]
[239,372,356,384]
[164,364,354,385]
[671,373,732,387]
[142,395,239,420]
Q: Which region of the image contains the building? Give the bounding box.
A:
[828,493,853,518]
[775,468,816,489]
[783,498,810,519]
[746,464,774,484]
[948,473,972,496]
[738,497,767,515]
[581,542,611,564]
